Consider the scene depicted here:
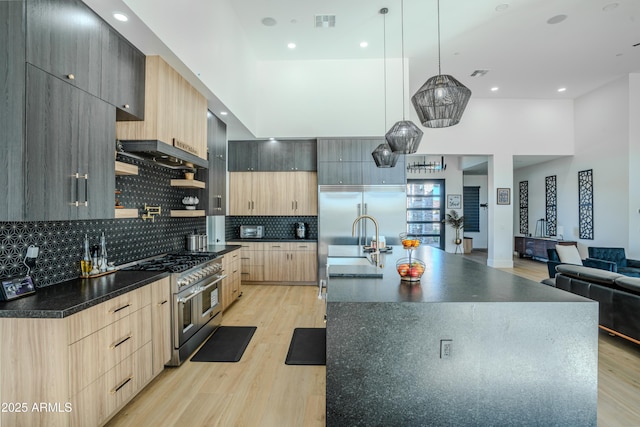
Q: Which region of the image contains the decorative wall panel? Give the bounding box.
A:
[519,181,528,235]
[0,157,205,288]
[545,175,557,236]
[578,169,594,240]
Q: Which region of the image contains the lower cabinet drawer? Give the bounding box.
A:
[68,285,151,344]
[71,342,153,427]
[69,305,152,395]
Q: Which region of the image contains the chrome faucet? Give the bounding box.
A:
[352,215,381,268]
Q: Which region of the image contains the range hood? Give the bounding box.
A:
[118,140,208,169]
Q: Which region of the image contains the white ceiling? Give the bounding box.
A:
[85,0,640,170]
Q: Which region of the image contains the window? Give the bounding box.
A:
[463,186,480,232]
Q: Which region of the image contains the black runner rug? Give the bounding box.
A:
[191,326,256,362]
[285,328,326,365]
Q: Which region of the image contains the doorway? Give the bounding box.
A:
[406,179,445,250]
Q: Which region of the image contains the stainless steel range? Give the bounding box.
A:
[123,252,225,366]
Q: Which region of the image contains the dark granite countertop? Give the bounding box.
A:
[327,245,592,304]
[0,270,169,319]
[205,244,243,254]
[326,245,598,426]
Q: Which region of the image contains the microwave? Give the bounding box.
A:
[240,225,264,239]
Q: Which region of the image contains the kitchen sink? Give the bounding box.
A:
[327,257,372,266]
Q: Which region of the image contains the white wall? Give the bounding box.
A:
[514,75,637,258]
[629,74,640,258]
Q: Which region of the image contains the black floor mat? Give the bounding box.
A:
[285,328,326,365]
[190,326,256,362]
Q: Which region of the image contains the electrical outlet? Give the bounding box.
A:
[26,246,39,259]
[440,339,452,359]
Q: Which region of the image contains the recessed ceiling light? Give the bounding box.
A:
[360,41,368,48]
[491,87,499,92]
[602,3,619,12]
[287,42,296,49]
[495,4,509,12]
[557,87,567,92]
[547,14,568,25]
[261,17,277,26]
[113,12,129,22]
[220,111,228,116]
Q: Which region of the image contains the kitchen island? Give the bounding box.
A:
[326,245,598,426]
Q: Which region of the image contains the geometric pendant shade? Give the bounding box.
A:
[411,0,471,128]
[371,7,399,168]
[385,120,424,154]
[386,0,424,153]
[372,142,399,168]
[411,74,471,128]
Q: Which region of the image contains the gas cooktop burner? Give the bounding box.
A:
[124,252,218,273]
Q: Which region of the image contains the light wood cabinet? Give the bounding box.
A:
[116,56,207,159]
[221,249,242,311]
[0,278,169,427]
[232,241,317,284]
[229,171,317,216]
[237,242,266,282]
[263,242,317,283]
[151,277,171,376]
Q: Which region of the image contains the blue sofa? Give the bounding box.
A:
[587,247,640,277]
[546,248,614,278]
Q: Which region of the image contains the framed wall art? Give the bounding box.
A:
[497,188,511,205]
[447,194,462,209]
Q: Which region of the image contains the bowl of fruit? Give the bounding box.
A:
[396,257,426,282]
[400,233,420,250]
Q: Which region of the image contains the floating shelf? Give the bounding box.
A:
[115,161,139,176]
[115,208,138,218]
[170,209,205,217]
[170,179,205,189]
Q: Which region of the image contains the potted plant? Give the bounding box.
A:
[443,210,464,245]
[183,167,196,180]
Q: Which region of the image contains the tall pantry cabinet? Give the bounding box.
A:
[0,0,146,221]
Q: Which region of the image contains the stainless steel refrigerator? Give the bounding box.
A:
[318,185,406,283]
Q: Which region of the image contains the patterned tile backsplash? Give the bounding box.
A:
[0,156,205,288]
[226,216,318,240]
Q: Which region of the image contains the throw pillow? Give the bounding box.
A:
[555,245,582,265]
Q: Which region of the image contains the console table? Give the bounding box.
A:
[514,236,577,261]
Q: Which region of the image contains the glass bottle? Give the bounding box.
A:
[100,232,108,272]
[81,234,92,277]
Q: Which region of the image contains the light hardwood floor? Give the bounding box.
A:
[107,253,640,427]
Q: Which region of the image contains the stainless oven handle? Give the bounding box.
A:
[199,275,226,293]
[177,275,227,303]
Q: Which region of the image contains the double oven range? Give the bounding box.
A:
[123,252,225,366]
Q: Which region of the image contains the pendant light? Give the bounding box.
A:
[372,7,400,168]
[385,0,423,154]
[411,0,471,128]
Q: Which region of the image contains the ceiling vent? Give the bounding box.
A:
[315,15,336,28]
[470,69,490,77]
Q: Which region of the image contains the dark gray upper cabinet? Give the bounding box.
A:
[24,65,115,221]
[228,139,317,171]
[317,139,362,162]
[26,0,103,98]
[199,112,227,215]
[317,138,406,185]
[101,24,145,121]
[0,1,26,220]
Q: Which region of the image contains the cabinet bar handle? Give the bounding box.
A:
[83,173,88,207]
[111,376,133,394]
[109,303,130,314]
[110,334,132,349]
[160,300,168,305]
[73,172,80,207]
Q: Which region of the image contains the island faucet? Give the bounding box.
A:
[352,215,381,268]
